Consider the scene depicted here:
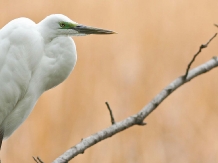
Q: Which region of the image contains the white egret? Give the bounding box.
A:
[0,14,115,148]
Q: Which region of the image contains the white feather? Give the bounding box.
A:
[0,14,77,139]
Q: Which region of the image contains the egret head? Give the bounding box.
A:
[38,14,115,38]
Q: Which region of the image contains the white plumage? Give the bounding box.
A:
[0,14,114,148]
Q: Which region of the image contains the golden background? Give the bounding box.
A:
[0,0,218,162]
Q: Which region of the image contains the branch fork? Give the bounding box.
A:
[32,33,218,163]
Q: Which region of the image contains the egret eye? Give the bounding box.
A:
[60,23,65,28]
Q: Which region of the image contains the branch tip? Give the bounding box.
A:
[184,33,217,79]
[33,156,44,163]
[33,157,38,163]
[105,102,116,125]
[52,33,218,163]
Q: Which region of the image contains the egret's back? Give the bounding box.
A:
[0,16,77,143]
[0,14,113,150]
[0,18,44,139]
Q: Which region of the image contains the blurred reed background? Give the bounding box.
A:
[0,0,218,162]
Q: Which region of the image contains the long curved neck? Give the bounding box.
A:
[33,36,77,92]
[36,22,58,43]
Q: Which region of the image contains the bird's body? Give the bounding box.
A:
[0,14,114,147]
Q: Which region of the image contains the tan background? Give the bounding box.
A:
[0,0,218,162]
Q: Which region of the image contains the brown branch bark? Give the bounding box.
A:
[52,34,218,163]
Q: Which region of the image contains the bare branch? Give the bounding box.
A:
[184,33,217,79]
[105,102,116,125]
[52,35,218,163]
[53,58,218,163]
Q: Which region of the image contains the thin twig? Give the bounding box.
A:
[105,102,116,125]
[53,59,218,163]
[37,157,44,163]
[184,33,217,79]
[53,34,218,163]
[33,156,44,163]
[33,157,38,163]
